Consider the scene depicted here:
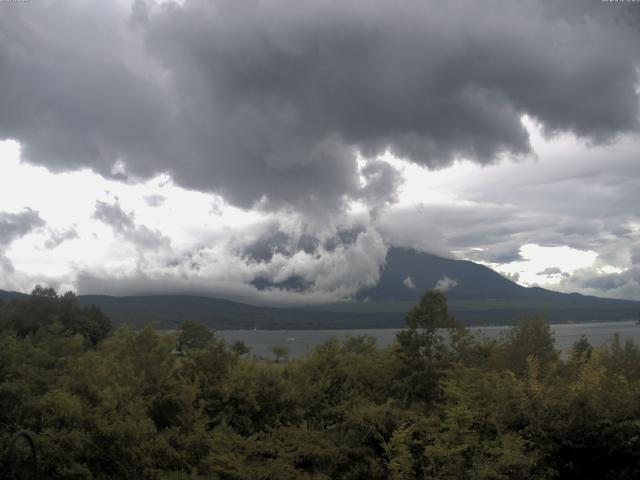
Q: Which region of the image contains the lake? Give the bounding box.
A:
[217,320,640,358]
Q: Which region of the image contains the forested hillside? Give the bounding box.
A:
[2,288,640,479]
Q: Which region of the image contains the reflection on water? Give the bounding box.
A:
[217,321,640,358]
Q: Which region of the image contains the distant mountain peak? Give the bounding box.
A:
[357,247,524,301]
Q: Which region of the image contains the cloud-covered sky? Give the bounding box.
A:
[1,0,639,304]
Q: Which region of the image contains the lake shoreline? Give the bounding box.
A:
[211,317,637,332]
[216,320,640,358]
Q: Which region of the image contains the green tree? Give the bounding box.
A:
[395,290,462,404]
[230,340,251,356]
[177,320,213,352]
[499,315,557,375]
[571,335,593,365]
[271,345,289,363]
[0,287,111,346]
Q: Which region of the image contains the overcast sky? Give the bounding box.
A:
[1,0,639,305]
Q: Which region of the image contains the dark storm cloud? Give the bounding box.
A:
[536,267,570,278]
[1,0,639,214]
[561,243,640,299]
[92,200,170,250]
[0,255,13,274]
[375,203,557,263]
[466,245,526,264]
[0,208,45,274]
[560,266,640,300]
[244,229,292,262]
[358,159,404,213]
[581,273,630,292]
[0,2,175,179]
[241,222,326,263]
[324,226,368,251]
[537,267,562,276]
[0,208,45,246]
[93,201,136,231]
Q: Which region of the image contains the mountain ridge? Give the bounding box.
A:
[2,249,639,328]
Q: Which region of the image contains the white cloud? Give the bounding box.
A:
[434,277,458,292]
[403,275,416,290]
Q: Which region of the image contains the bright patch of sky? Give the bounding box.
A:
[493,244,598,288]
[0,139,263,291]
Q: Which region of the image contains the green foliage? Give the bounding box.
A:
[177,320,213,352]
[498,315,558,375]
[2,288,640,479]
[571,335,594,365]
[270,345,289,362]
[230,340,251,356]
[0,286,111,345]
[395,290,464,404]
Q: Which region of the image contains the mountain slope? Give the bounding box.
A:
[0,290,29,301]
[2,290,398,329]
[75,294,400,330]
[357,248,525,301]
[2,248,639,328]
[312,248,640,324]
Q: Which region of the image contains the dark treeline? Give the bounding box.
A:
[1,288,640,479]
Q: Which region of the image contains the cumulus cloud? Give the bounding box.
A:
[536,267,569,279]
[1,0,638,218]
[0,208,45,247]
[243,226,307,263]
[375,207,451,258]
[93,200,136,231]
[358,159,404,215]
[375,203,553,263]
[0,208,45,275]
[500,271,520,283]
[558,266,640,301]
[75,227,388,305]
[403,275,416,290]
[44,226,80,250]
[538,267,561,276]
[92,200,170,250]
[0,256,15,274]
[434,276,458,292]
[466,245,527,264]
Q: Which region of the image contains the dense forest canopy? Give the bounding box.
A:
[1,288,640,479]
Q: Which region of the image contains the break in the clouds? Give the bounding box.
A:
[2,0,640,214]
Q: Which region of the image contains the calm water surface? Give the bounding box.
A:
[217,321,640,358]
